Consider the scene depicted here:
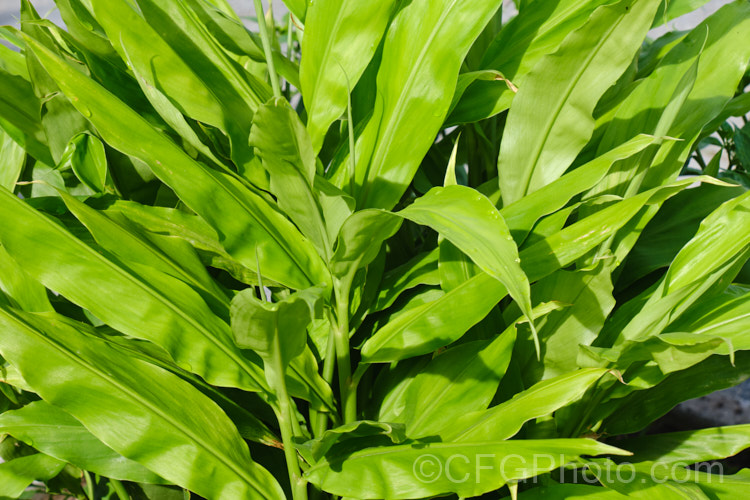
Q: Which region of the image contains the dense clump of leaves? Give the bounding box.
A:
[0,0,750,498]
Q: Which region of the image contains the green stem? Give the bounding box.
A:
[271,361,308,500]
[333,279,356,423]
[285,13,294,97]
[314,317,339,436]
[83,471,96,500]
[252,0,282,98]
[110,479,130,500]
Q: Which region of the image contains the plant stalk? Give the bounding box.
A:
[314,316,339,437]
[252,0,282,98]
[333,279,356,423]
[110,478,130,500]
[83,471,96,500]
[270,357,308,500]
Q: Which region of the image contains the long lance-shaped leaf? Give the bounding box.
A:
[361,178,716,362]
[588,22,703,198]
[89,0,261,155]
[398,185,534,335]
[0,454,65,498]
[666,289,750,345]
[402,326,516,439]
[500,134,661,242]
[0,126,25,191]
[616,424,750,465]
[497,0,661,204]
[22,32,329,290]
[642,1,750,188]
[249,98,331,257]
[0,401,167,484]
[58,190,229,307]
[20,0,91,165]
[0,64,54,166]
[443,368,610,443]
[601,352,750,435]
[0,308,285,499]
[0,187,266,393]
[182,0,300,89]
[449,0,611,124]
[305,438,627,498]
[301,0,396,153]
[130,0,274,170]
[374,248,440,312]
[346,0,503,209]
[517,265,616,384]
[610,189,750,346]
[665,190,750,293]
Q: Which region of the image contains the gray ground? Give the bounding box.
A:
[0,0,747,427]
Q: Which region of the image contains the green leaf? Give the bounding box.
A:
[665,190,750,292]
[0,127,25,191]
[501,134,660,241]
[617,424,750,465]
[346,0,503,209]
[0,245,53,313]
[230,287,323,371]
[22,32,329,290]
[0,308,285,499]
[652,0,713,27]
[602,352,750,435]
[329,209,402,280]
[401,326,516,439]
[399,185,533,335]
[58,133,114,194]
[249,98,331,258]
[619,184,745,288]
[643,2,750,187]
[282,0,307,22]
[0,400,167,484]
[590,22,702,198]
[300,0,396,153]
[0,51,54,165]
[519,265,615,383]
[443,368,609,442]
[497,0,661,204]
[0,453,65,498]
[666,288,750,347]
[374,248,440,312]
[305,438,627,498]
[361,272,507,362]
[20,1,92,165]
[90,0,266,175]
[362,179,699,363]
[299,420,407,464]
[0,187,268,393]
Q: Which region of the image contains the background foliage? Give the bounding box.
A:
[0,0,750,498]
